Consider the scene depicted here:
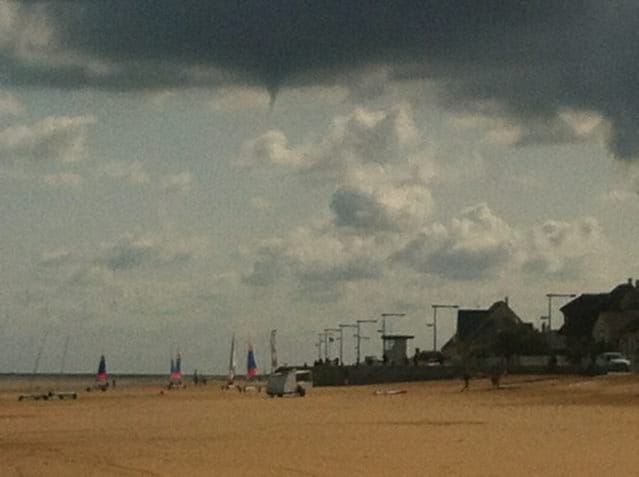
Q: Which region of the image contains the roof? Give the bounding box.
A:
[560,283,639,336]
[456,309,490,340]
[442,300,526,356]
[457,301,522,342]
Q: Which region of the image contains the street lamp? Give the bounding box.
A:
[325,328,342,364]
[316,333,325,361]
[318,332,330,361]
[431,304,459,352]
[339,324,358,365]
[546,293,576,332]
[356,319,377,365]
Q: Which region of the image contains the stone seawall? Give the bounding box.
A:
[312,365,459,387]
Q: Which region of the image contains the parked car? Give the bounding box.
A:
[596,352,631,372]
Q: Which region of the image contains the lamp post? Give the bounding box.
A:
[318,332,329,361]
[316,333,324,361]
[356,319,377,365]
[546,293,576,332]
[325,328,342,364]
[339,324,357,365]
[431,304,459,352]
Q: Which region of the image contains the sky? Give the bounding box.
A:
[2,1,639,374]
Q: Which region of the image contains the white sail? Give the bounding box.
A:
[228,334,236,383]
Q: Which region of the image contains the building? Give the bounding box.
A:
[592,311,639,346]
[381,335,414,365]
[560,279,639,348]
[441,300,533,360]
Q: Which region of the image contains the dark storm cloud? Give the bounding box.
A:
[6,1,639,158]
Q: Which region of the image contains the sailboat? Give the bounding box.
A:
[223,334,240,391]
[247,342,258,379]
[93,355,109,391]
[87,355,109,392]
[168,352,185,389]
[241,342,262,393]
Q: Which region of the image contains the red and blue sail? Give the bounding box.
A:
[246,344,258,379]
[170,352,183,382]
[96,355,108,383]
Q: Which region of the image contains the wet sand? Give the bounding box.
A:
[2,374,639,476]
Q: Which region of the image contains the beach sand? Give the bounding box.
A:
[2,374,639,476]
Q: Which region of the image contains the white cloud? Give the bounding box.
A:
[520,217,607,278]
[601,189,638,203]
[392,203,517,281]
[330,181,433,233]
[160,171,194,192]
[243,226,385,298]
[241,103,438,298]
[0,1,114,76]
[238,129,304,168]
[450,101,609,147]
[0,90,24,116]
[311,102,418,171]
[0,115,96,163]
[0,1,55,59]
[37,249,73,267]
[96,233,208,272]
[238,103,420,174]
[101,160,150,185]
[43,171,82,187]
[250,196,272,210]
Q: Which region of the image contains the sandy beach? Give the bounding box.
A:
[2,374,639,476]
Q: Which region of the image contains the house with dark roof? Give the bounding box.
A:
[441,299,540,360]
[560,279,639,350]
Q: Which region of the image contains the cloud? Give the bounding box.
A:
[3,3,639,159]
[250,197,272,210]
[601,189,638,203]
[37,249,73,268]
[238,130,303,168]
[0,90,24,115]
[520,217,607,278]
[450,102,609,147]
[243,227,384,298]
[392,204,517,281]
[330,182,433,233]
[242,103,435,297]
[101,160,150,185]
[239,103,420,174]
[42,171,82,187]
[0,115,95,163]
[160,172,194,193]
[96,233,206,272]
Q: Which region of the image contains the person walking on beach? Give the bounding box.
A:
[461,370,470,392]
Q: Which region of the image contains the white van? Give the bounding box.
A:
[266,369,310,397]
